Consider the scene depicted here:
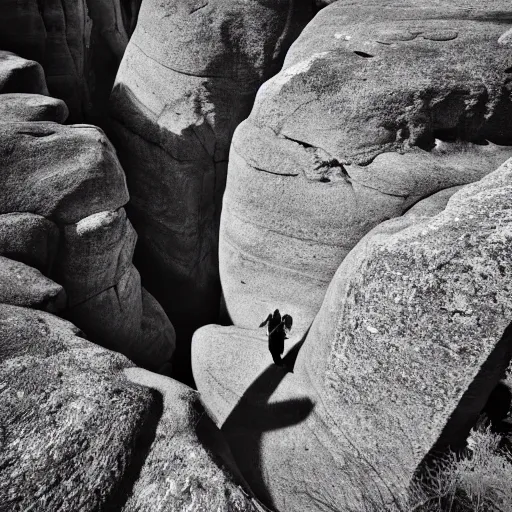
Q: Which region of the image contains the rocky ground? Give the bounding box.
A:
[0,1,511,511]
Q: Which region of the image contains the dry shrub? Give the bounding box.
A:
[408,422,512,512]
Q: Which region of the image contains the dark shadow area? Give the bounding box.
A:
[219,332,313,509]
[131,234,221,388]
[482,380,512,433]
[102,388,163,512]
[353,51,374,58]
[195,411,273,511]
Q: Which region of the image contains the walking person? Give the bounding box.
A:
[259,309,293,366]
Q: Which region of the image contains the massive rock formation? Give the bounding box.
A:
[193,157,512,511]
[0,103,175,370]
[220,0,512,335]
[0,304,257,511]
[109,0,315,380]
[0,0,141,121]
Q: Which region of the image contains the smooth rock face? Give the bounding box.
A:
[0,256,65,312]
[0,213,59,274]
[0,93,69,123]
[0,51,48,94]
[109,0,314,378]
[122,368,258,512]
[0,304,154,511]
[193,158,512,511]
[0,0,141,121]
[220,0,512,334]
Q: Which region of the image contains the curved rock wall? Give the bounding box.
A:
[220,0,512,335]
[0,0,141,121]
[108,0,315,380]
[194,157,512,511]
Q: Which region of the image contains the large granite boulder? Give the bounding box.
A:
[0,51,48,95]
[193,158,512,511]
[220,0,512,335]
[0,0,141,121]
[0,122,128,223]
[0,304,154,511]
[0,120,175,371]
[108,0,315,380]
[0,93,69,123]
[0,305,254,510]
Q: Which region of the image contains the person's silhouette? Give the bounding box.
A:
[259,309,293,366]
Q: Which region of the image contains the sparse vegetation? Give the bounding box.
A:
[408,422,512,512]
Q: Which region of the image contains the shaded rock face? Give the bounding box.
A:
[0,51,48,95]
[0,305,253,511]
[0,117,175,371]
[220,0,512,335]
[0,0,141,121]
[109,0,315,380]
[193,158,512,511]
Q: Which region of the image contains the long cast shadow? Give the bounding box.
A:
[220,331,314,509]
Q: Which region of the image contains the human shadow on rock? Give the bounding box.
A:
[220,337,314,509]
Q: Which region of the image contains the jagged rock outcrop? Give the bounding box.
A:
[0,51,48,94]
[108,0,315,380]
[0,115,175,370]
[0,304,254,511]
[220,0,512,335]
[0,93,69,123]
[0,0,141,121]
[193,158,512,511]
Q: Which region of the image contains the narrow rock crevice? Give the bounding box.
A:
[102,388,164,512]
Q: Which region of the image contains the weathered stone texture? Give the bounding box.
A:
[0,0,141,121]
[0,120,175,371]
[0,93,69,123]
[194,158,512,511]
[220,0,512,335]
[109,0,314,380]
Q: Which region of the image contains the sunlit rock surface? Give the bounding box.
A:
[194,158,512,511]
[220,0,512,336]
[0,305,252,510]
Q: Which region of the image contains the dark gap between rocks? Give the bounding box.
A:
[102,388,163,512]
[353,51,374,58]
